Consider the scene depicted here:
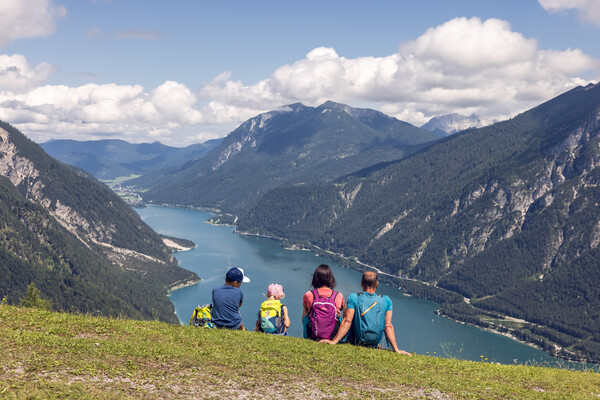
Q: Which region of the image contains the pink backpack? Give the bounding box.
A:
[308,289,340,340]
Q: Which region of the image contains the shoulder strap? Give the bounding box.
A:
[312,289,320,300]
[330,290,338,300]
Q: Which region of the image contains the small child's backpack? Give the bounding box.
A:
[352,293,385,347]
[189,304,216,328]
[258,299,286,334]
[307,289,340,340]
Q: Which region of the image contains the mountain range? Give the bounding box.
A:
[136,101,441,213]
[237,83,600,362]
[40,138,222,180]
[0,122,198,323]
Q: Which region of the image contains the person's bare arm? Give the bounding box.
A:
[320,307,354,345]
[302,292,310,319]
[282,305,291,328]
[384,310,411,355]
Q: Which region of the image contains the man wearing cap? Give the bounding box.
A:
[211,267,251,330]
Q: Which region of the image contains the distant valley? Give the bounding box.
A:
[41,138,222,180]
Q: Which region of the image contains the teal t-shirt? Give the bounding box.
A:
[346,292,392,345]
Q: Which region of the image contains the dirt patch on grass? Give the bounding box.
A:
[30,367,452,399]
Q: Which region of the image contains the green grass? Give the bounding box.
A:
[1,305,599,399]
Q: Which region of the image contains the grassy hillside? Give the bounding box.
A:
[1,305,599,399]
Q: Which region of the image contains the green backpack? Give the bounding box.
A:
[190,304,216,328]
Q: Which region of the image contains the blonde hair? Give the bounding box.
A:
[267,283,285,299]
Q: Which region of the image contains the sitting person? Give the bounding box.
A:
[211,267,250,330]
[255,283,290,335]
[320,271,411,355]
[303,264,345,340]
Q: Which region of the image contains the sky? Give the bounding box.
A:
[1,0,599,147]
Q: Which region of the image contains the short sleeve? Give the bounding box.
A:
[335,292,345,311]
[383,295,392,312]
[346,293,358,310]
[303,291,313,310]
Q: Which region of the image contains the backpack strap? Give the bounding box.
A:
[311,289,319,301]
[360,301,379,317]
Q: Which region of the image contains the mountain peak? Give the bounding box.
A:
[318,100,346,109]
[316,101,396,124]
[421,113,485,135]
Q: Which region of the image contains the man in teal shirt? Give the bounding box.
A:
[321,271,411,355]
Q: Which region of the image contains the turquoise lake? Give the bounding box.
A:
[138,205,565,366]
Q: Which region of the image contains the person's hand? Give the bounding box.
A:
[395,349,412,356]
[319,339,335,344]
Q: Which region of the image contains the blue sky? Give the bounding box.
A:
[1,0,599,146]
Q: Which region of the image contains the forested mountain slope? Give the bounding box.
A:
[138,101,440,213]
[0,122,197,323]
[238,83,600,361]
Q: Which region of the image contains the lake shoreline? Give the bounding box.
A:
[168,276,201,293]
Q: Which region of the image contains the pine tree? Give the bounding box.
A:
[19,283,52,311]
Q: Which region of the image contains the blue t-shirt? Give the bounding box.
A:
[346,292,392,345]
[211,284,244,329]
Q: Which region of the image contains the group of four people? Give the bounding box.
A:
[209,264,411,356]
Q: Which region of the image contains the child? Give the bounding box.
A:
[255,283,290,335]
[211,267,250,330]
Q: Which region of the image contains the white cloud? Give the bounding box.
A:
[401,18,538,71]
[0,16,598,146]
[0,54,54,93]
[0,80,212,145]
[539,0,600,26]
[0,0,66,49]
[197,17,599,127]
